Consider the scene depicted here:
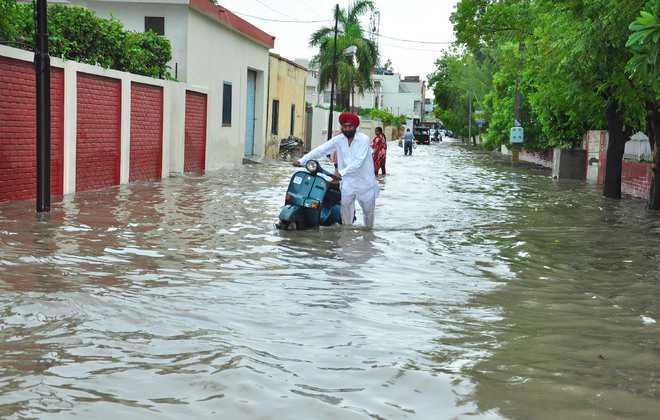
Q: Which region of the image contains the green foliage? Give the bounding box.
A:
[361,108,406,128]
[2,2,172,79]
[309,1,379,109]
[427,49,494,143]
[0,0,19,45]
[441,0,650,153]
[626,0,660,90]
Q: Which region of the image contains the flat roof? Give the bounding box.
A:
[269,53,308,71]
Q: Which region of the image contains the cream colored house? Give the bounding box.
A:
[71,0,274,169]
[265,53,307,159]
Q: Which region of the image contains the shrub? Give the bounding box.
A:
[3,1,172,79]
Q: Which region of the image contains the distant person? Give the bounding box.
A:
[403,128,414,156]
[371,127,387,176]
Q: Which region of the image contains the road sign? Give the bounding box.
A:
[476,119,486,128]
[510,126,524,144]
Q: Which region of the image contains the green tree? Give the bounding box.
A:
[550,0,647,199]
[626,0,660,207]
[452,0,649,199]
[428,49,493,144]
[309,1,379,110]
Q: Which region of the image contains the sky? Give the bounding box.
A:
[219,0,459,90]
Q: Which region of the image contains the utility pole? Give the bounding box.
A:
[511,42,525,163]
[35,0,51,213]
[468,91,472,145]
[420,81,424,123]
[326,4,339,140]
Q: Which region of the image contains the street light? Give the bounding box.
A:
[343,45,357,112]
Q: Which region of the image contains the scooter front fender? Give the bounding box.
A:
[279,204,302,223]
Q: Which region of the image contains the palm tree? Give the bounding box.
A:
[310,1,379,110]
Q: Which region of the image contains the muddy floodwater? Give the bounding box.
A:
[0,142,659,419]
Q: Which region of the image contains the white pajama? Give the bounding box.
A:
[299,131,379,228]
[340,186,378,228]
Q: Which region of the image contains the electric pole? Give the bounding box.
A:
[35,0,51,213]
[327,4,339,140]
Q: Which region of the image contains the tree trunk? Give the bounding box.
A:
[603,100,629,199]
[336,92,350,111]
[646,101,660,209]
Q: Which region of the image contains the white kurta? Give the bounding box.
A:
[299,131,379,227]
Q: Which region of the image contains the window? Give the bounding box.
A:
[222,82,232,126]
[290,104,295,136]
[271,100,279,135]
[144,17,165,36]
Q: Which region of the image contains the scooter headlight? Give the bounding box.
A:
[305,160,319,173]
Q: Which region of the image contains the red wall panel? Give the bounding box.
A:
[130,82,163,182]
[0,57,64,202]
[76,73,121,192]
[622,160,652,199]
[184,91,207,173]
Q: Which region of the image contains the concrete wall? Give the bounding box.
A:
[186,9,269,168]
[552,148,586,180]
[0,44,205,203]
[71,0,189,81]
[519,150,553,168]
[310,108,341,149]
[587,129,653,199]
[265,55,307,159]
[307,106,388,151]
[583,130,606,183]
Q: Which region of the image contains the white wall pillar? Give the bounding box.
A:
[63,61,77,195]
[168,83,186,174]
[120,75,132,184]
[204,85,216,170]
[161,83,172,178]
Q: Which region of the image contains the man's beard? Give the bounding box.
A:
[342,129,356,138]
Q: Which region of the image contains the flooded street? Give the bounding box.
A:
[0,142,659,419]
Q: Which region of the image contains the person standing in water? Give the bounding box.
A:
[372,127,387,176]
[294,112,379,228]
[403,128,414,156]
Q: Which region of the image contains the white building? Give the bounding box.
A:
[71,0,275,168]
[300,63,426,119]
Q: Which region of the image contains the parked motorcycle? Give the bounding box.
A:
[276,160,342,230]
[278,136,304,161]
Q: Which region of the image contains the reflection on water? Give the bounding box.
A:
[0,144,658,419]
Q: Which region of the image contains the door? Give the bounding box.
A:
[245,69,257,156]
[304,105,313,152]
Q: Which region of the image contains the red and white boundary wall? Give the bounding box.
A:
[0,45,210,203]
[584,130,652,200]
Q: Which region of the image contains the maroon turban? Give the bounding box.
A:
[338,112,360,127]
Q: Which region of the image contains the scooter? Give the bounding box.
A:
[276,160,343,230]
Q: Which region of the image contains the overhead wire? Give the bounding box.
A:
[232,8,454,45]
[232,11,330,23]
[251,0,300,21]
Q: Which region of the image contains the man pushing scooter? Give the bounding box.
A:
[293,112,379,228]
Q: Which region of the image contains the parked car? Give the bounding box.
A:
[414,127,430,144]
